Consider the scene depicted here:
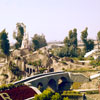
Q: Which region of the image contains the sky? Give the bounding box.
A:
[0,0,100,43]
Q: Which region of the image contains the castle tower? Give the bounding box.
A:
[21,32,29,49]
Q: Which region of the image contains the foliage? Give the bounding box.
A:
[13,23,25,49]
[62,91,82,97]
[90,60,100,67]
[97,31,100,49]
[71,82,81,89]
[81,27,94,53]
[60,61,68,65]
[63,97,69,100]
[55,47,69,57]
[78,56,85,60]
[34,88,65,100]
[64,67,99,73]
[81,27,88,43]
[0,29,10,59]
[32,34,47,50]
[51,93,62,100]
[88,56,94,60]
[28,59,42,66]
[55,28,79,57]
[33,59,42,66]
[39,67,47,73]
[34,88,54,100]
[63,28,78,57]
[9,62,21,76]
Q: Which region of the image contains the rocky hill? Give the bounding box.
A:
[0,47,99,90]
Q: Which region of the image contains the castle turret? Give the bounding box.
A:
[21,33,29,49]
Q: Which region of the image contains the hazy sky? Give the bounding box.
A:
[0,0,100,43]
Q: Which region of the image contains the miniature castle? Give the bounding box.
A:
[21,32,29,49]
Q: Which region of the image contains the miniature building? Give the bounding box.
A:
[21,32,29,49]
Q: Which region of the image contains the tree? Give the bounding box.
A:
[81,27,88,43]
[64,36,70,47]
[97,31,100,49]
[87,39,94,52]
[63,28,78,57]
[13,23,26,49]
[32,34,47,50]
[81,27,94,53]
[0,29,10,62]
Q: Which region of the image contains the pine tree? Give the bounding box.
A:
[0,29,10,62]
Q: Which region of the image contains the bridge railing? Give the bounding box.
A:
[13,71,65,85]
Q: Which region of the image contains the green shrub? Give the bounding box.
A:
[9,62,21,76]
[51,93,62,100]
[62,68,65,71]
[39,68,47,73]
[90,60,100,67]
[28,62,33,65]
[63,97,69,100]
[71,82,81,89]
[78,56,85,60]
[33,59,42,66]
[60,61,67,65]
[88,57,94,60]
[34,88,54,100]
[0,84,8,91]
[62,91,82,97]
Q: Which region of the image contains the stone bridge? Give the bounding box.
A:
[15,72,89,91]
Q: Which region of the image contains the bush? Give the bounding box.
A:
[28,62,33,65]
[88,57,94,60]
[62,91,82,97]
[78,56,85,60]
[34,88,54,100]
[60,61,68,65]
[9,62,22,76]
[63,97,69,100]
[39,68,47,73]
[71,82,81,89]
[90,60,100,67]
[51,93,62,100]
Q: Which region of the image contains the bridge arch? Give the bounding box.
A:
[48,79,57,91]
[26,68,29,73]
[58,77,70,91]
[37,82,43,92]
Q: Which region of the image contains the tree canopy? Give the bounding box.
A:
[32,34,47,50]
[13,23,26,49]
[81,27,94,53]
[0,29,10,60]
[97,31,100,49]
